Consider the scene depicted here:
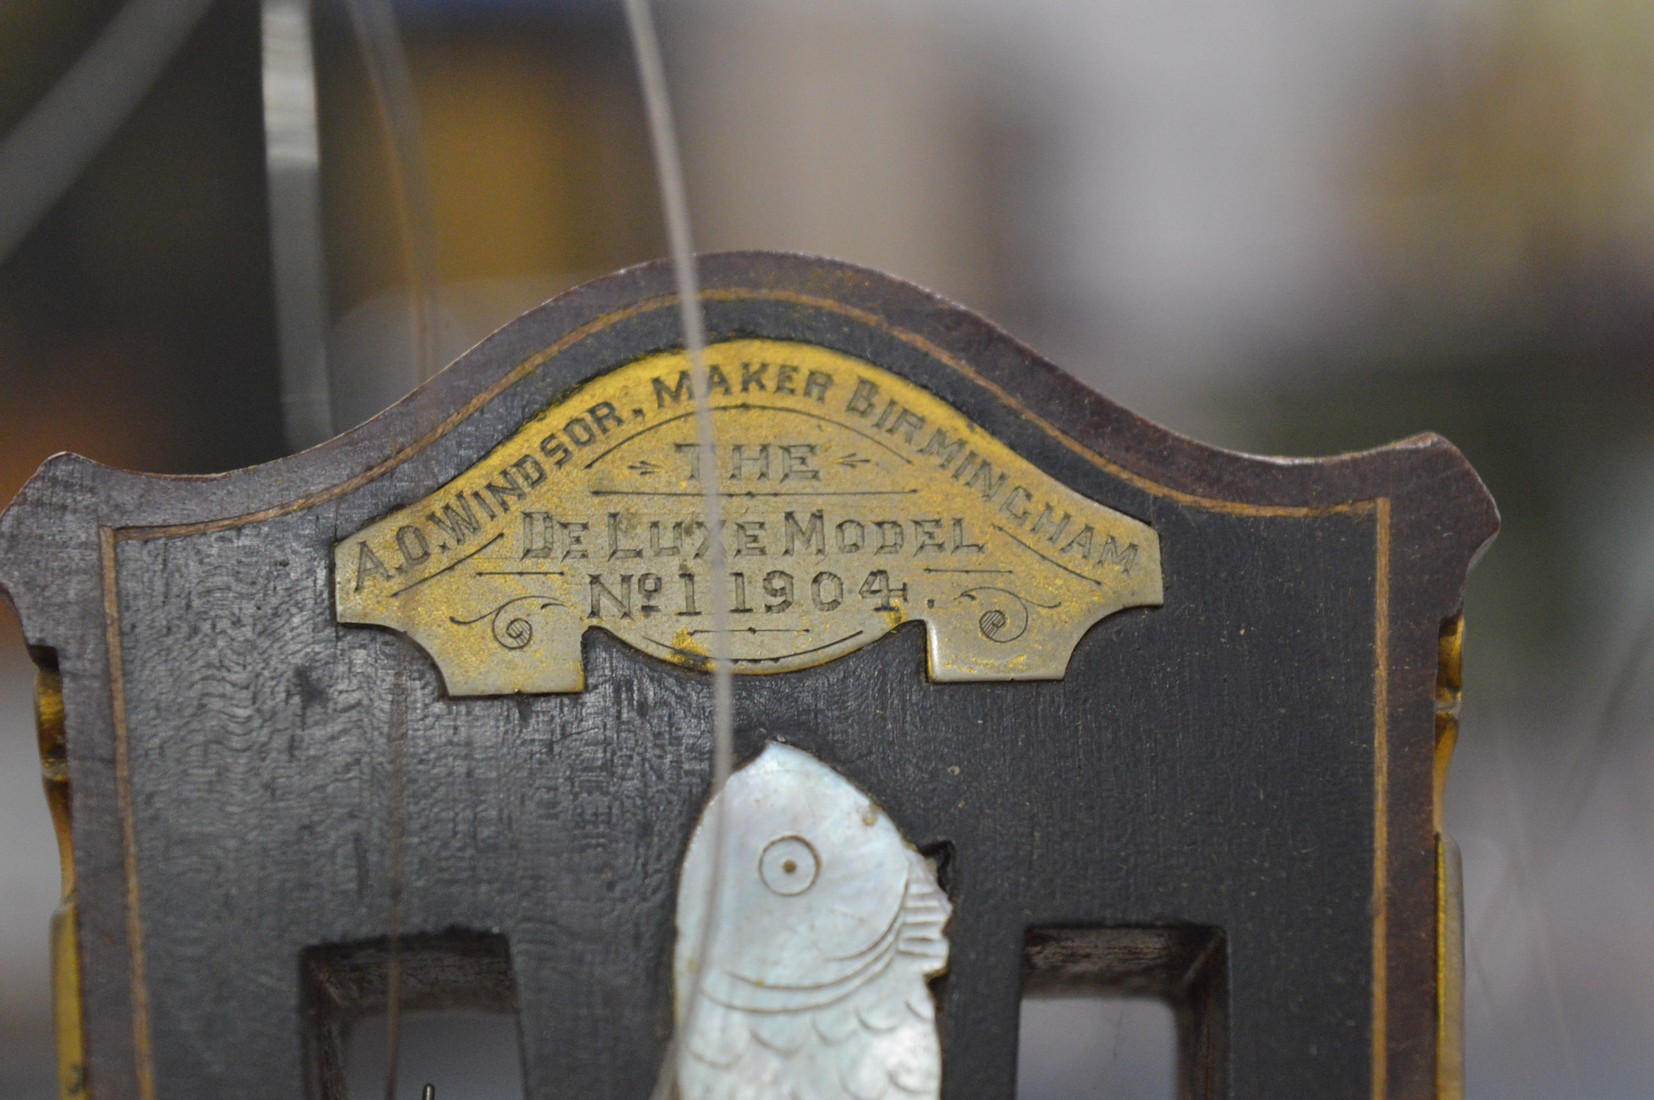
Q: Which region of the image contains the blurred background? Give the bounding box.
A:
[1,0,1652,1096]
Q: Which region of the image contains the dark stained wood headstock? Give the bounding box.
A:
[0,252,1496,1099]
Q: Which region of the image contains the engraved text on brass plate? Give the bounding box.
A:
[333,340,1163,693]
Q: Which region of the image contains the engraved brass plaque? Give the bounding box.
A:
[334,339,1163,693]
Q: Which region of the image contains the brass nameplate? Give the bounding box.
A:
[334,339,1163,693]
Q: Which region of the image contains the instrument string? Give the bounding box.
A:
[1465,595,1654,1089]
[619,2,738,1097]
[263,0,336,450]
[342,0,444,386]
[0,0,214,264]
[1473,599,1654,949]
[383,653,411,1100]
[1487,726,1587,1093]
[334,3,442,1095]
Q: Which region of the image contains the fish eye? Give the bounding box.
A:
[758,835,819,896]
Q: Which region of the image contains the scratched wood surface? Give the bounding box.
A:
[0,252,1497,1099]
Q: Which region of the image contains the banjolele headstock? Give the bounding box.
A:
[0,252,1496,1099]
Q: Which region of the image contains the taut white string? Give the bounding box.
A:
[620,3,737,1097]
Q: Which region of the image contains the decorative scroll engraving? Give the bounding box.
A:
[955,586,1061,643]
[333,339,1163,693]
[674,744,949,1100]
[447,596,566,650]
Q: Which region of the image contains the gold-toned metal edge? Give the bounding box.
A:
[1434,614,1464,825]
[36,659,88,1097]
[90,288,1404,1096]
[1435,613,1466,1098]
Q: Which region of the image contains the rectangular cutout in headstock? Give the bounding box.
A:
[301,929,520,1100]
[341,1011,524,1100]
[1018,995,1176,1099]
[1024,927,1228,1099]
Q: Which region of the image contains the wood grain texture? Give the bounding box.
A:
[0,252,1498,1099]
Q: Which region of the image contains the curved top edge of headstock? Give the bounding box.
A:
[0,250,1497,637]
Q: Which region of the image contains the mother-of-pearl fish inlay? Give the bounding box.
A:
[674,744,952,1100]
